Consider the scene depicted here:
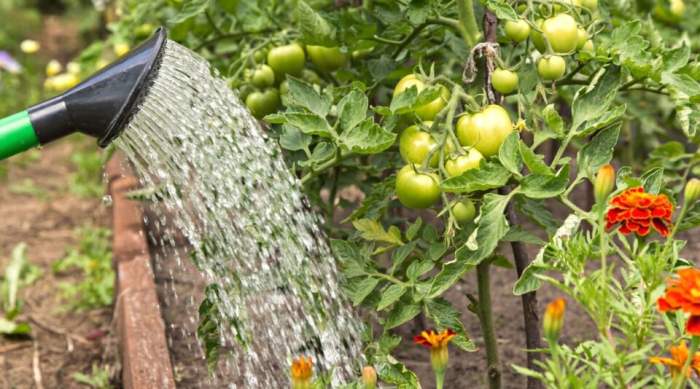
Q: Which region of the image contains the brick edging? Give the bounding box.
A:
[106,153,176,389]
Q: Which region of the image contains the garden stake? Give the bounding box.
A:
[0,28,167,160]
[481,9,544,389]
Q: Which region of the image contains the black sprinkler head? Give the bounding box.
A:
[30,27,167,147]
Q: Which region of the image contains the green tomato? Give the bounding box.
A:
[399,122,438,166]
[267,43,305,79]
[491,69,519,95]
[251,65,275,88]
[530,19,546,53]
[245,88,280,119]
[456,105,514,157]
[395,165,442,209]
[393,74,450,120]
[279,80,289,95]
[542,14,579,54]
[504,19,531,43]
[254,49,267,63]
[576,28,588,50]
[445,148,484,177]
[452,199,476,224]
[306,45,349,72]
[580,0,598,10]
[537,55,567,81]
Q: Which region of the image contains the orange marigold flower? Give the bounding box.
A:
[657,268,700,336]
[606,186,673,237]
[414,329,456,375]
[290,356,313,389]
[543,298,566,341]
[650,341,700,377]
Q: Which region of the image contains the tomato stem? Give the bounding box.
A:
[457,0,482,47]
[476,261,502,389]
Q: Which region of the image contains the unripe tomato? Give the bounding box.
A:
[445,148,484,177]
[279,80,289,95]
[393,74,450,120]
[395,165,442,209]
[576,28,588,50]
[399,122,443,167]
[537,56,567,81]
[504,19,530,43]
[452,199,476,224]
[581,40,594,54]
[267,43,305,78]
[306,45,349,72]
[254,49,267,63]
[456,105,514,157]
[245,88,280,118]
[580,0,598,10]
[671,0,686,17]
[491,69,519,95]
[542,14,579,53]
[251,64,275,88]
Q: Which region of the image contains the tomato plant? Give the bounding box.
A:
[101,0,700,387]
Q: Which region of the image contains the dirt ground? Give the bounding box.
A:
[0,139,114,389]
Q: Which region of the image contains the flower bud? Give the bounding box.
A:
[685,178,700,206]
[594,164,615,204]
[543,298,566,341]
[362,366,377,389]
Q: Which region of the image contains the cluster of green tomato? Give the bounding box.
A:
[240,43,348,118]
[490,0,598,95]
[393,74,514,224]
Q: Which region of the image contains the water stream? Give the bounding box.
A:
[114,40,362,387]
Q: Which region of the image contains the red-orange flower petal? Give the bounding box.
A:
[606,187,674,237]
[687,316,700,336]
[413,329,456,349]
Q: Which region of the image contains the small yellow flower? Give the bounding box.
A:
[96,58,109,70]
[45,73,80,92]
[543,298,566,341]
[114,42,130,57]
[20,39,40,54]
[290,356,313,389]
[66,61,81,75]
[46,60,63,77]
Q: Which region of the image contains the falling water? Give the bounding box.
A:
[115,40,363,387]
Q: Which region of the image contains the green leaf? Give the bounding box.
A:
[345,178,395,222]
[279,125,311,152]
[515,195,559,235]
[384,296,421,329]
[429,260,471,298]
[376,360,419,388]
[406,259,434,281]
[571,66,622,131]
[353,219,404,246]
[272,113,333,138]
[662,72,700,99]
[286,77,332,117]
[376,284,407,311]
[340,119,396,154]
[296,0,335,46]
[455,193,511,266]
[642,167,664,194]
[542,104,565,137]
[331,239,369,278]
[0,318,30,335]
[577,124,621,178]
[441,162,511,193]
[390,86,418,114]
[663,44,690,73]
[337,89,368,132]
[405,218,423,241]
[345,276,380,305]
[577,104,626,138]
[483,0,518,21]
[498,132,522,176]
[520,165,570,199]
[4,243,27,313]
[503,226,545,245]
[169,0,208,24]
[424,298,476,351]
[519,141,552,175]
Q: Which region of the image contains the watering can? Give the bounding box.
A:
[0,28,167,161]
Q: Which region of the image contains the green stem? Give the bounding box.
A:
[435,370,445,389]
[300,152,350,185]
[456,0,481,47]
[598,208,609,329]
[477,262,502,389]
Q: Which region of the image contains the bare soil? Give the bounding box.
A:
[0,139,115,388]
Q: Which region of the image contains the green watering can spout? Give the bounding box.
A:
[0,27,167,161]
